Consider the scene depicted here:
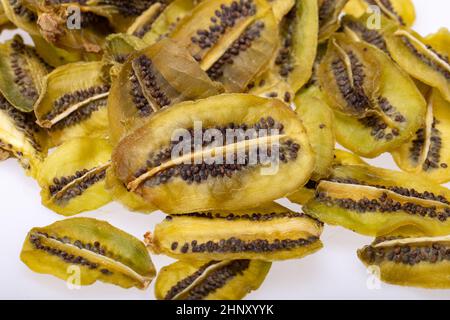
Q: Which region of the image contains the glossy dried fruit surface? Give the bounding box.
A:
[385,27,450,102]
[113,94,315,213]
[0,35,51,112]
[37,138,113,216]
[147,206,323,261]
[108,38,224,144]
[304,164,450,237]
[358,235,450,288]
[0,92,48,177]
[35,61,110,146]
[20,217,156,289]
[392,89,450,184]
[155,259,271,300]
[328,36,426,158]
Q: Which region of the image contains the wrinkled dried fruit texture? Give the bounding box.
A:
[359,236,450,288]
[345,0,415,27]
[249,0,318,101]
[155,259,271,300]
[20,217,156,289]
[303,164,450,237]
[392,89,450,184]
[0,93,47,177]
[37,4,113,53]
[113,94,315,213]
[108,38,224,144]
[333,149,368,166]
[318,0,348,43]
[0,35,51,112]
[385,28,450,103]
[170,0,277,92]
[105,167,157,213]
[1,0,39,34]
[147,208,323,261]
[37,138,113,215]
[328,37,426,158]
[34,62,110,146]
[288,87,335,205]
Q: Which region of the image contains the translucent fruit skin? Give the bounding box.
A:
[37,138,113,216]
[303,164,450,237]
[155,259,271,300]
[112,94,315,214]
[20,217,156,289]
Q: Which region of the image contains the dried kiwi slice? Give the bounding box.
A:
[358,236,450,288]
[37,138,113,216]
[425,28,450,61]
[318,0,349,43]
[1,0,39,35]
[112,94,315,213]
[126,2,168,39]
[170,0,277,92]
[108,38,224,144]
[392,89,450,184]
[0,93,48,177]
[20,217,156,289]
[303,164,450,237]
[249,0,318,101]
[146,207,323,261]
[0,35,51,112]
[35,61,110,146]
[105,167,157,214]
[269,0,294,22]
[333,149,368,166]
[155,259,271,300]
[385,27,450,103]
[328,36,426,158]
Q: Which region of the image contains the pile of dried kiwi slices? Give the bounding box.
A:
[0,0,449,299]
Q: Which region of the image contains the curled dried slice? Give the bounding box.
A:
[249,0,318,100]
[0,1,14,31]
[303,164,450,237]
[318,0,349,43]
[146,209,323,261]
[333,149,368,166]
[392,89,450,184]
[105,167,157,214]
[20,217,156,289]
[108,38,224,144]
[358,236,450,288]
[331,38,426,158]
[0,93,48,177]
[0,35,51,112]
[1,0,39,34]
[35,61,110,146]
[37,138,113,216]
[385,28,450,102]
[424,28,450,61]
[155,259,271,300]
[112,94,315,213]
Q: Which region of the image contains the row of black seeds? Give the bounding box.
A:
[171,236,319,254]
[377,97,406,123]
[167,211,310,221]
[318,0,335,28]
[275,7,296,78]
[9,0,37,23]
[359,115,399,141]
[190,0,257,53]
[366,0,405,25]
[207,21,265,80]
[29,233,112,275]
[10,37,39,101]
[49,169,90,196]
[361,242,450,266]
[316,191,450,221]
[423,118,446,171]
[96,0,159,17]
[133,4,166,38]
[43,85,110,122]
[344,19,389,54]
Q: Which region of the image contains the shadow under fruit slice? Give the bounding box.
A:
[112,94,315,213]
[303,164,450,237]
[318,0,349,43]
[385,27,450,103]
[358,235,450,288]
[0,35,51,112]
[37,138,113,216]
[392,89,450,184]
[146,208,323,261]
[330,37,426,158]
[20,217,156,289]
[155,259,271,300]
[108,38,224,144]
[35,61,110,146]
[249,0,318,101]
[0,93,48,177]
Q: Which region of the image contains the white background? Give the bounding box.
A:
[0,0,449,300]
